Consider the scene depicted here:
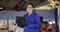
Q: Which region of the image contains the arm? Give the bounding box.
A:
[34,14,41,27]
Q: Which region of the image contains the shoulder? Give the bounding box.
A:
[34,12,39,16]
[24,14,27,17]
[33,12,39,17]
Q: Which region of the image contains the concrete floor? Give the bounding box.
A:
[0,30,8,32]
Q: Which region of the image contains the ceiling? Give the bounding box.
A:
[0,0,47,11]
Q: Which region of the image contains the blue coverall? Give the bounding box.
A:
[24,12,40,32]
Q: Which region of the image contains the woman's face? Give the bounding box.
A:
[27,5,34,13]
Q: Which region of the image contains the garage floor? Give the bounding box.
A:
[0,30,8,32]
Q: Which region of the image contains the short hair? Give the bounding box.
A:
[27,3,35,8]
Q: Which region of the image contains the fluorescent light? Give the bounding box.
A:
[52,21,55,24]
[0,7,3,9]
[49,21,53,24]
